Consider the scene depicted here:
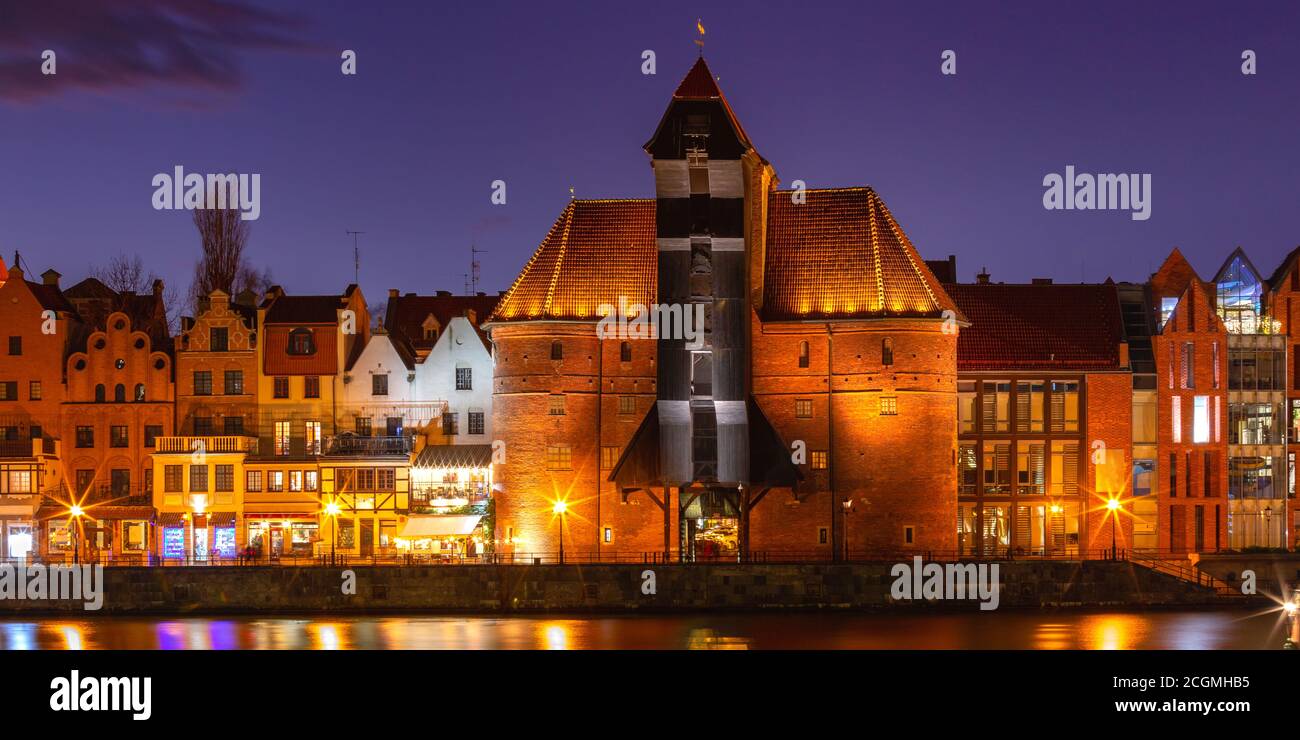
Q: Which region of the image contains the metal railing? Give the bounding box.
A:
[324,435,413,456]
[156,436,258,454]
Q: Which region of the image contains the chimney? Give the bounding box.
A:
[1031,278,1053,285]
[466,308,478,325]
[265,285,284,302]
[152,278,164,298]
[42,269,61,286]
[436,290,451,297]
[388,288,400,299]
[976,267,990,285]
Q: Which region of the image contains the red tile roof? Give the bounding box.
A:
[945,282,1124,371]
[490,199,656,322]
[763,187,959,320]
[491,189,960,324]
[385,292,500,351]
[663,56,754,151]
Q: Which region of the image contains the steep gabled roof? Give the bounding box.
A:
[762,187,961,321]
[1267,245,1300,289]
[945,282,1125,371]
[264,295,343,324]
[644,57,758,157]
[489,199,656,322]
[385,292,499,351]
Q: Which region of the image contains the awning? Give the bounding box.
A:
[207,512,236,528]
[399,514,482,538]
[412,444,494,470]
[158,513,186,527]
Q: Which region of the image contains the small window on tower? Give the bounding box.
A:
[798,341,810,369]
[882,338,894,366]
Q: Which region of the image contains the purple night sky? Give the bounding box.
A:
[2,0,1299,304]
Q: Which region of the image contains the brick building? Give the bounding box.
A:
[945,276,1134,559]
[487,58,960,560]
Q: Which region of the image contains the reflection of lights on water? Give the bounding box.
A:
[686,629,750,650]
[310,623,343,650]
[1079,615,1144,650]
[1032,623,1072,650]
[543,623,569,650]
[59,624,84,650]
[1,623,36,650]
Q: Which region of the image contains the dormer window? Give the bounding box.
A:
[287,328,316,355]
[422,314,441,342]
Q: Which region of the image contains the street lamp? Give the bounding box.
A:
[553,500,567,564]
[1264,506,1274,550]
[841,498,853,562]
[68,505,84,565]
[1106,498,1121,560]
[324,501,341,565]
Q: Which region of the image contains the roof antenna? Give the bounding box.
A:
[695,18,706,56]
[347,230,365,284]
[470,243,486,294]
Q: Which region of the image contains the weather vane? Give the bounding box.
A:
[695,18,705,54]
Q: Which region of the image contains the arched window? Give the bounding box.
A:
[95,384,105,402]
[551,340,564,361]
[134,383,146,402]
[620,341,631,362]
[882,338,894,366]
[114,384,126,402]
[798,341,810,369]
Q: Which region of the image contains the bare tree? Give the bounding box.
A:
[188,187,252,311]
[91,253,152,293]
[90,252,181,332]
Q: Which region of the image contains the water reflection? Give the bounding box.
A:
[0,610,1279,650]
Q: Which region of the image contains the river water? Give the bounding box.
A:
[0,609,1287,649]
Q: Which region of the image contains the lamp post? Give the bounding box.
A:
[841,498,853,562]
[69,505,84,565]
[324,501,341,566]
[1264,506,1273,550]
[1106,498,1120,560]
[553,500,567,564]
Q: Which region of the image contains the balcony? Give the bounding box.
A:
[155,436,259,454]
[324,434,413,457]
[0,438,58,459]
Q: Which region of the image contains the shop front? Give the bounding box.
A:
[682,490,739,562]
[243,513,319,560]
[395,514,483,561]
[0,495,38,560]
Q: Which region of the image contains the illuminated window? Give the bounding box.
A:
[268,470,284,492]
[305,421,321,455]
[1172,397,1182,444]
[1160,297,1179,328]
[811,450,828,470]
[795,399,812,418]
[289,470,303,492]
[880,396,898,416]
[306,470,319,491]
[546,444,572,471]
[274,421,291,455]
[1049,381,1079,432]
[246,471,262,492]
[604,527,613,544]
[601,445,621,469]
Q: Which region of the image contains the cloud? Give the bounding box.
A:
[0,0,311,103]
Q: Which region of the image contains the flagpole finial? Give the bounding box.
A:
[695,18,706,55]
